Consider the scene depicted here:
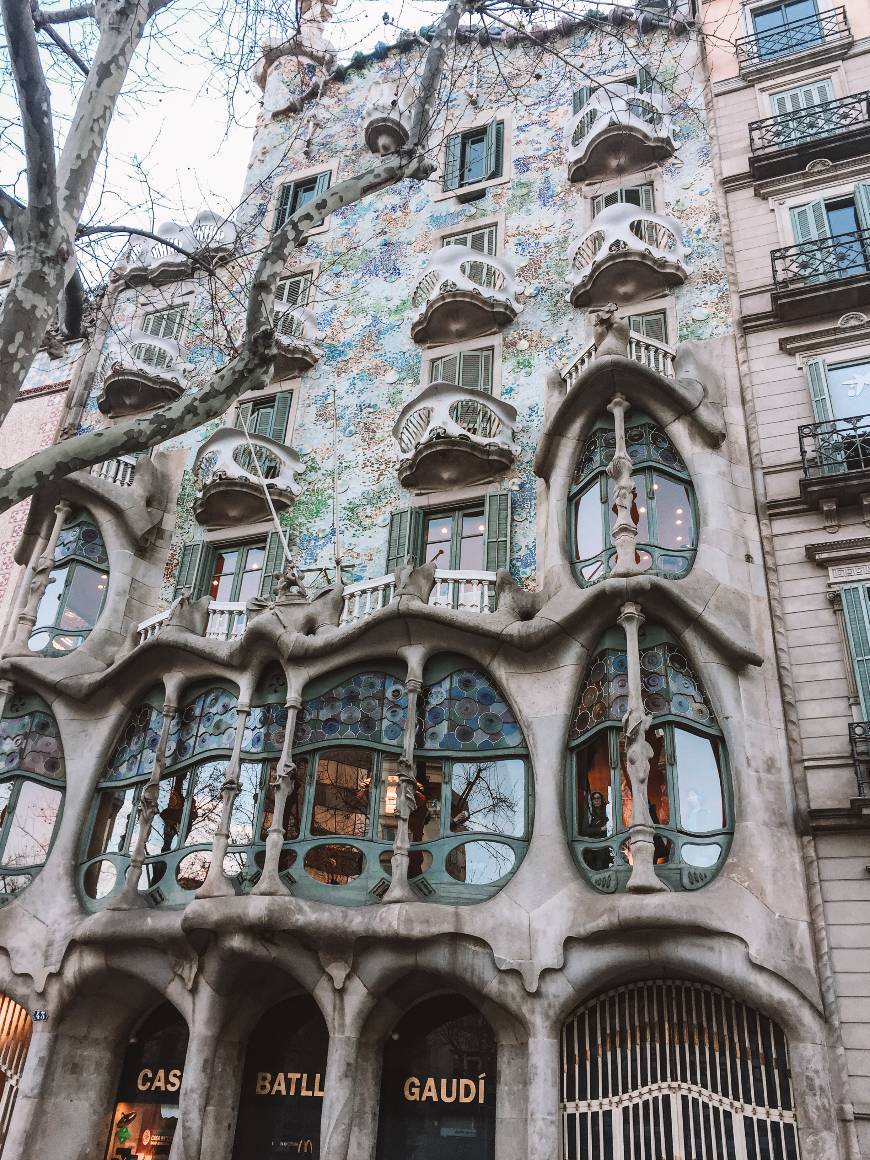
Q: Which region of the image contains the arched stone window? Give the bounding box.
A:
[28,511,109,654]
[560,980,799,1159]
[0,690,65,900]
[231,995,328,1158]
[569,414,697,585]
[82,669,289,907]
[104,1002,188,1159]
[568,626,732,892]
[291,657,530,904]
[377,995,496,1160]
[0,992,33,1155]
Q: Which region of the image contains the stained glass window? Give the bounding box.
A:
[242,704,288,754]
[418,668,523,751]
[104,703,163,781]
[295,672,407,746]
[168,687,238,764]
[28,512,110,655]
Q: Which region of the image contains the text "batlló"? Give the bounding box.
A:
[403,1075,486,1103]
[255,1072,325,1097]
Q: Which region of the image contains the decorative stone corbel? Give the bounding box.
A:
[592,303,630,358]
[383,656,424,904]
[618,601,668,894]
[607,394,640,577]
[252,690,303,896]
[821,498,839,534]
[196,703,252,898]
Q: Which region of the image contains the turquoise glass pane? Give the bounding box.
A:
[296,672,407,746]
[0,708,65,780]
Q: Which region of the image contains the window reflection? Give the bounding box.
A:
[1,782,63,868]
[445,840,515,884]
[451,759,524,837]
[29,513,109,655]
[312,749,372,837]
[675,729,724,832]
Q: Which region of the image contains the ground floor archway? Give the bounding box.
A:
[0,993,32,1158]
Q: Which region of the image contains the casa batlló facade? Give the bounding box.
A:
[0,1,867,1157]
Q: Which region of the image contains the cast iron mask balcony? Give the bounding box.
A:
[273,303,322,378]
[192,427,303,527]
[119,211,237,285]
[749,92,870,181]
[392,381,518,492]
[566,85,676,184]
[735,8,851,75]
[568,202,687,308]
[96,333,186,418]
[363,79,413,154]
[771,229,870,322]
[410,247,522,344]
[848,721,870,797]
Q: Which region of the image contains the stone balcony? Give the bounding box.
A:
[563,330,677,389]
[735,7,852,81]
[393,381,518,492]
[96,333,186,418]
[118,211,237,286]
[568,202,687,308]
[798,411,870,529]
[192,427,303,527]
[363,79,412,154]
[566,85,675,183]
[88,455,138,488]
[273,303,322,378]
[410,247,522,344]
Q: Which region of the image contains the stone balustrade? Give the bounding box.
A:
[89,455,138,487]
[205,601,247,640]
[563,332,677,389]
[392,381,518,491]
[566,84,675,183]
[96,333,187,417]
[411,246,522,344]
[568,202,687,307]
[340,568,498,624]
[193,427,303,527]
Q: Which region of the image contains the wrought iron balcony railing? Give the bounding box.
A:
[749,91,870,157]
[772,228,870,295]
[735,7,849,70]
[799,413,870,479]
[848,721,870,796]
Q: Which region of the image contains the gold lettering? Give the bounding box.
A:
[403,1076,420,1102]
[440,1078,457,1103]
[314,1072,324,1097]
[272,1074,286,1096]
[287,1072,300,1096]
[151,1069,166,1092]
[166,1069,182,1093]
[458,1078,476,1103]
[421,1077,437,1102]
[301,1074,312,1097]
[136,1068,153,1092]
[256,1072,272,1096]
[478,1073,486,1104]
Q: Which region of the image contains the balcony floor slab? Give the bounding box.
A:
[398,437,515,492]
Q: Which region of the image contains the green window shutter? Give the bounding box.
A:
[483,121,504,180]
[855,183,870,234]
[459,348,493,393]
[236,402,254,432]
[805,358,833,422]
[430,353,460,385]
[790,200,830,244]
[841,585,870,718]
[314,171,331,197]
[629,311,668,343]
[174,542,206,599]
[275,185,293,231]
[269,391,293,443]
[484,492,511,572]
[443,133,462,192]
[259,532,288,598]
[636,66,654,94]
[386,508,424,573]
[277,273,311,307]
[573,85,593,114]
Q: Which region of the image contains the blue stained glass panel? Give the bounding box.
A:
[295,673,407,746]
[418,669,522,751]
[242,704,288,753]
[103,704,163,782]
[0,706,65,780]
[167,687,238,764]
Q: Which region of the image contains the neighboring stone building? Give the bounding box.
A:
[702,0,870,1153]
[0,4,865,1159]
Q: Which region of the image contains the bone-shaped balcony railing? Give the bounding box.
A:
[119,211,237,274]
[393,382,518,460]
[193,428,304,495]
[566,85,673,176]
[275,303,319,344]
[563,332,677,389]
[412,247,521,313]
[568,202,688,305]
[98,333,186,389]
[363,79,414,154]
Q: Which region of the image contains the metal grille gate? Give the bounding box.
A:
[561,980,800,1160]
[0,994,32,1156]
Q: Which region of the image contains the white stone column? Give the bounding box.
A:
[383,660,423,905]
[525,1033,560,1160]
[252,689,302,897]
[618,600,667,893]
[14,499,71,647]
[606,394,640,578]
[320,1032,360,1159]
[197,703,251,898]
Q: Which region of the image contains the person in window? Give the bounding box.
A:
[583,790,612,871]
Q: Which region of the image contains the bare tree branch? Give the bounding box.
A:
[34,14,90,76]
[0,188,25,239]
[35,1,95,21]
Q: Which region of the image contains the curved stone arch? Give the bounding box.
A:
[566,619,734,893]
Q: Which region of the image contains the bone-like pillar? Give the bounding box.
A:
[252,689,302,897]
[618,601,667,893]
[196,703,251,898]
[14,499,71,647]
[607,394,640,578]
[382,665,423,904]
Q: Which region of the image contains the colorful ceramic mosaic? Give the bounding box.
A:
[295,672,408,746]
[54,516,109,567]
[571,644,714,739]
[418,669,523,752]
[242,704,288,754]
[168,687,238,765]
[104,704,163,782]
[0,699,65,781]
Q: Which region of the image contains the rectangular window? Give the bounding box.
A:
[442,225,498,289]
[628,310,668,344]
[770,77,833,116]
[274,173,331,231]
[429,347,494,393]
[236,390,294,445]
[208,542,267,603]
[768,78,836,147]
[443,122,505,192]
[134,306,187,369]
[751,0,822,60]
[592,183,655,217]
[386,494,510,576]
[275,271,313,340]
[840,584,870,718]
[790,187,870,279]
